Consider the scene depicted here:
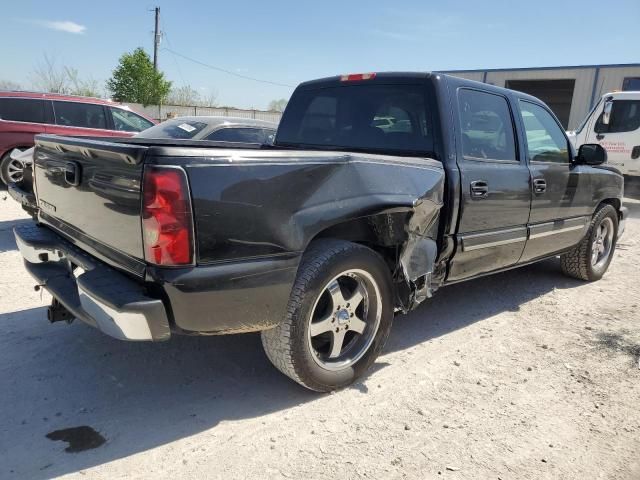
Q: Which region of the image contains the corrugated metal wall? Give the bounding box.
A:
[485,68,595,129]
[125,103,282,124]
[441,71,485,82]
[442,65,640,130]
[594,66,640,101]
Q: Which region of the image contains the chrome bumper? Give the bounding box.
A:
[14,223,170,341]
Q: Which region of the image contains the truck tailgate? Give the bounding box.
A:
[33,135,148,276]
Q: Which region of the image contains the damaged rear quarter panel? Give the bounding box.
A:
[182,151,444,262]
[158,150,444,332]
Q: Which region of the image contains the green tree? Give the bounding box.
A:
[107,48,171,105]
[268,98,288,112]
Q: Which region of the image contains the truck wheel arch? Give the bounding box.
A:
[598,198,621,218]
[302,205,443,312]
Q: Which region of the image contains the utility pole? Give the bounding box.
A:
[153,7,161,71]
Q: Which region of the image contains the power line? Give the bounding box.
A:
[160,20,187,87]
[161,47,295,88]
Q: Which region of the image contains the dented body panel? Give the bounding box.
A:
[150,149,445,332]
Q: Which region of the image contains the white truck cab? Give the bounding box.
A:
[568,91,640,176]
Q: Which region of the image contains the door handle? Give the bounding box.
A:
[533,178,547,194]
[470,180,489,198]
[596,133,605,140]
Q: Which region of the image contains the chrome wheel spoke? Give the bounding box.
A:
[592,217,615,268]
[8,160,24,182]
[309,314,334,337]
[350,315,367,334]
[329,329,347,358]
[346,284,366,310]
[327,279,347,310]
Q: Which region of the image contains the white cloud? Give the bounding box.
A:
[31,20,87,34]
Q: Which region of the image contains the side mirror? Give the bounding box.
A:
[576,143,607,165]
[602,100,613,125]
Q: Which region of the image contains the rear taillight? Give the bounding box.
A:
[142,166,194,266]
[340,72,376,82]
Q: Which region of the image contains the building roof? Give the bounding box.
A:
[440,63,640,74]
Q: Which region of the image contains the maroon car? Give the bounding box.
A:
[0,91,155,184]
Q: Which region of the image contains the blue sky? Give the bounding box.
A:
[2,0,639,109]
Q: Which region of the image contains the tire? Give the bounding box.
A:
[0,150,24,186]
[261,239,394,392]
[560,204,618,281]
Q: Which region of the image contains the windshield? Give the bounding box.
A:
[575,99,601,134]
[136,119,209,139]
[276,84,435,156]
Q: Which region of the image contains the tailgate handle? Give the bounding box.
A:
[45,161,81,186]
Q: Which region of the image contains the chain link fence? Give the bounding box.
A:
[125,103,282,123]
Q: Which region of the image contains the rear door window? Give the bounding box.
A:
[53,101,108,129]
[0,98,47,123]
[458,89,517,161]
[277,84,434,156]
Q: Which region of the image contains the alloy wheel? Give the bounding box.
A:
[307,269,382,371]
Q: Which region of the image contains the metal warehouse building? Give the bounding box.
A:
[440,64,640,129]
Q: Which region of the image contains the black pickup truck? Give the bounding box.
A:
[14,72,627,391]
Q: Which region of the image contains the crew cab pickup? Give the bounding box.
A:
[14,72,627,392]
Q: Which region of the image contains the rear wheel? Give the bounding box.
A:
[0,150,25,185]
[261,240,394,392]
[560,204,618,281]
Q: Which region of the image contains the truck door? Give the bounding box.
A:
[447,88,531,281]
[517,100,592,263]
[587,96,640,176]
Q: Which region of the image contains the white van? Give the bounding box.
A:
[568,91,640,176]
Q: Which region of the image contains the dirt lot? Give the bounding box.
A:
[1,186,639,480]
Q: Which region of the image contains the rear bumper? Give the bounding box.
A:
[14,223,170,341]
[619,206,628,240]
[7,182,37,216]
[14,222,301,338]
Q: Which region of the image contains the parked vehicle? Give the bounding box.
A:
[567,91,640,176]
[14,72,626,392]
[0,91,155,185]
[6,147,36,217]
[6,116,278,216]
[136,116,277,144]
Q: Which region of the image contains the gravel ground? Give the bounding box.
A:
[1,185,639,480]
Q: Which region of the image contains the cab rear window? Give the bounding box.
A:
[136,119,208,139]
[277,84,434,156]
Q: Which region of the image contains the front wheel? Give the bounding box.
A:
[560,204,618,281]
[261,240,394,392]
